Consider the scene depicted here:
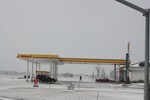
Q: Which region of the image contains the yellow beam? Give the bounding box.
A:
[59,58,126,65]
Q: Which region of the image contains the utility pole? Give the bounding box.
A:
[115,0,149,100]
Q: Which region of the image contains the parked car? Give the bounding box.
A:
[36,74,57,83]
[95,78,113,83]
[36,71,57,84]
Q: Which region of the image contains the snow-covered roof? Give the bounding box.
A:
[129,67,144,71]
[131,60,150,67]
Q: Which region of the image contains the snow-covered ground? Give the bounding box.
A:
[0,75,144,100]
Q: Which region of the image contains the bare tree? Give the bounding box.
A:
[109,70,114,79]
[95,66,101,79]
[101,68,106,79]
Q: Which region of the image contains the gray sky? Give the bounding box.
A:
[0,0,150,75]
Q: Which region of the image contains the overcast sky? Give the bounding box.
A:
[0,0,150,75]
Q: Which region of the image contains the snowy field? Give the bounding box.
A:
[0,75,144,100]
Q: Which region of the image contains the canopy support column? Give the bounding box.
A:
[50,60,53,78]
[52,62,55,78]
[56,63,58,79]
[50,61,57,79]
[35,63,38,78]
[118,64,120,82]
[114,64,116,82]
[26,60,29,81]
[31,61,34,82]
[54,62,58,79]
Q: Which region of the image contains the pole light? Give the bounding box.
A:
[115,0,150,100]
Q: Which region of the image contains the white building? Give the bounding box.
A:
[118,61,150,82]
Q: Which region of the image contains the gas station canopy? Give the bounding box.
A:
[17,54,126,65]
